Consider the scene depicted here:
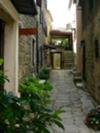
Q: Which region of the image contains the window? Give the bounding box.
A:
[40,10,43,24]
[31,39,35,66]
[95,39,99,59]
[89,0,94,10]
[40,46,43,67]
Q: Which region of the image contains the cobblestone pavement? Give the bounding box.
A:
[50,70,100,133]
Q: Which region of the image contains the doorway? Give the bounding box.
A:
[82,44,86,80]
[52,52,62,69]
[0,20,5,90]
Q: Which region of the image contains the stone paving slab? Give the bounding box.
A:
[50,70,100,133]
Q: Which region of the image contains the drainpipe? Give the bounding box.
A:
[36,20,39,73]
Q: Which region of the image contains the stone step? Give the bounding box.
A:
[76,82,84,88]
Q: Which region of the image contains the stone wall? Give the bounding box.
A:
[19,0,48,79]
[63,51,74,69]
[93,4,100,102]
[81,0,100,102]
[36,0,48,70]
[19,15,37,80]
[76,6,82,73]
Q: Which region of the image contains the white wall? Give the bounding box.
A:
[0,0,19,95]
[4,22,19,95]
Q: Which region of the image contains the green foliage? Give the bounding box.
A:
[19,76,53,105]
[38,68,50,80]
[0,75,64,132]
[51,38,70,50]
[0,58,3,65]
[0,71,9,85]
[61,39,69,49]
[0,91,25,133]
[85,106,100,130]
[0,59,9,85]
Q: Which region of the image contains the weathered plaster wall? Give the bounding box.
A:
[81,0,100,102]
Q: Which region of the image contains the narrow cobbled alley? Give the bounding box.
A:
[50,70,100,133]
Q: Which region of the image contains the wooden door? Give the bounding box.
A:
[53,53,62,69]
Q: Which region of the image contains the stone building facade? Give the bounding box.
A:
[68,0,83,73]
[45,9,53,44]
[80,0,100,102]
[41,9,53,68]
[69,0,100,103]
[0,0,19,94]
[0,0,50,94]
[19,15,37,80]
[0,0,38,94]
[68,0,77,67]
[19,0,48,79]
[36,0,51,70]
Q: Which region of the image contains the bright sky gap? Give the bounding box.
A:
[47,0,73,29]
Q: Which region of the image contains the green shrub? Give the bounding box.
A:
[0,75,64,132]
[19,75,64,132]
[0,71,9,85]
[0,59,9,85]
[19,76,53,105]
[38,68,50,80]
[0,91,25,133]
